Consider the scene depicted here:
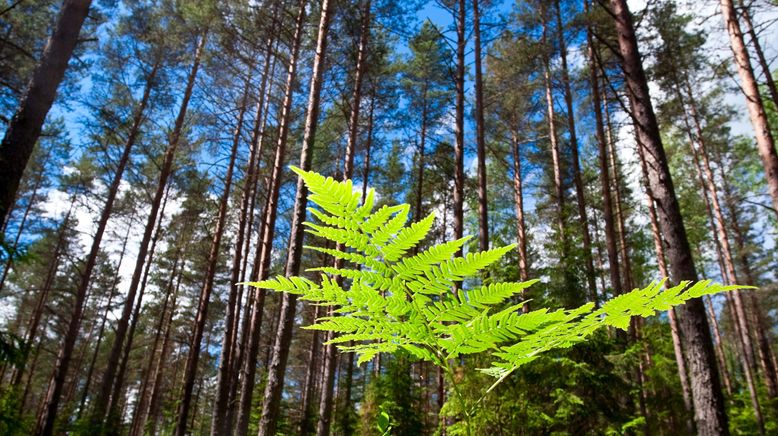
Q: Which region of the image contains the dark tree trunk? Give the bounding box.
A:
[0,0,91,228]
[609,1,730,433]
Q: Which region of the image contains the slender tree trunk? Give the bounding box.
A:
[609,1,729,434]
[739,0,778,111]
[174,66,251,436]
[106,184,171,426]
[0,0,91,228]
[452,0,465,251]
[35,58,160,436]
[91,34,206,432]
[556,0,595,297]
[510,132,529,311]
[541,14,566,250]
[236,2,309,434]
[720,0,778,217]
[681,83,765,432]
[145,267,183,436]
[10,201,73,389]
[587,22,621,297]
[299,305,323,435]
[317,0,369,431]
[255,2,330,434]
[74,214,131,420]
[473,0,488,251]
[130,249,182,436]
[716,149,778,400]
[415,95,428,223]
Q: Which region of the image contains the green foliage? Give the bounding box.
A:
[246,167,738,430]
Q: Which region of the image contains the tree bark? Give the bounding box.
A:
[556,0,596,297]
[452,0,465,252]
[586,19,620,298]
[91,34,206,432]
[609,1,729,434]
[738,0,778,111]
[636,141,696,432]
[236,1,308,433]
[174,63,251,436]
[720,0,778,217]
[256,0,328,432]
[510,132,529,311]
[0,0,91,228]
[35,57,159,436]
[473,0,488,251]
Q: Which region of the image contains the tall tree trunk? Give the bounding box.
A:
[473,0,488,251]
[739,0,778,111]
[106,183,171,426]
[510,132,529,312]
[130,248,182,436]
[317,0,370,431]
[0,0,91,228]
[145,267,184,436]
[681,83,765,432]
[415,93,428,223]
[452,0,465,251]
[609,1,730,434]
[716,147,778,400]
[91,34,206,432]
[255,2,330,434]
[541,13,566,252]
[636,113,696,434]
[236,2,309,434]
[0,148,48,292]
[10,200,73,389]
[213,42,277,436]
[74,213,132,420]
[174,65,251,436]
[586,18,620,297]
[720,0,778,217]
[35,57,160,436]
[556,0,596,298]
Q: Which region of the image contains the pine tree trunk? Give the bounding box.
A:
[10,201,73,389]
[473,0,488,251]
[720,0,778,217]
[174,66,251,436]
[254,0,330,432]
[213,38,277,436]
[609,1,729,433]
[35,57,160,436]
[681,83,765,432]
[541,14,566,251]
[0,0,91,228]
[107,184,171,425]
[636,112,696,434]
[510,132,529,311]
[0,148,48,292]
[556,0,595,297]
[587,22,620,297]
[452,0,465,251]
[91,34,206,431]
[130,249,182,436]
[236,2,309,434]
[738,0,778,111]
